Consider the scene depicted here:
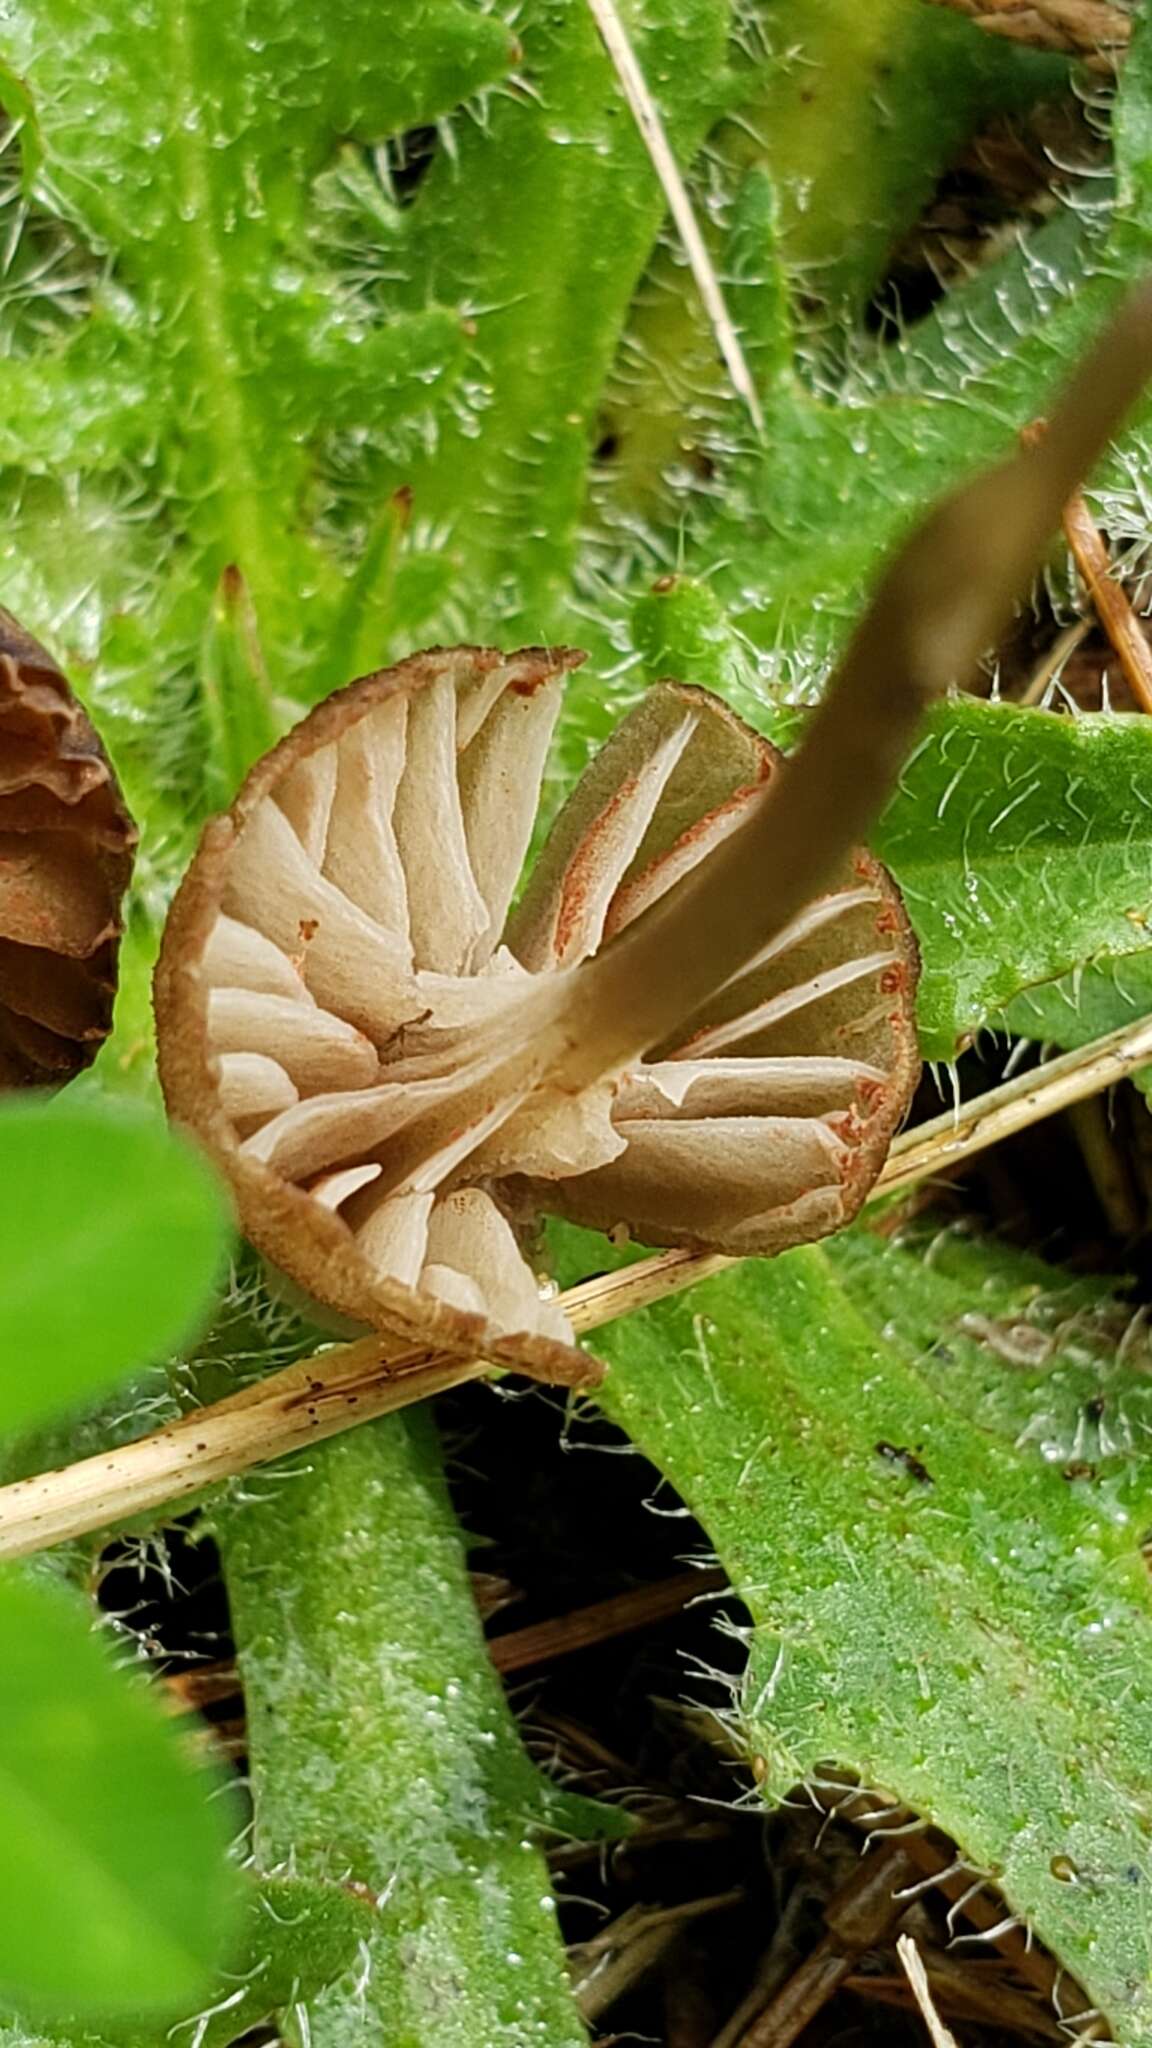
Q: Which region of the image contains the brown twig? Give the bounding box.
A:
[843,1956,1064,2039]
[1022,416,1152,711]
[490,1568,728,1675]
[159,1660,239,1715]
[728,1843,920,2047]
[1060,490,1152,711]
[571,1890,745,2021]
[1019,617,1091,705]
[708,1881,826,2048]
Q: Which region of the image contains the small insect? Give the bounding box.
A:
[875,1440,934,1486]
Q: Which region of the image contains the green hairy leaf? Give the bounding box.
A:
[875,701,1152,1059]
[575,1221,1152,2045]
[215,1409,615,2047]
[1,1876,382,2048]
[1006,953,1152,1098]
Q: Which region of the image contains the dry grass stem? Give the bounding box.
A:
[572,1890,745,2021]
[1061,489,1152,711]
[879,1010,1152,1196]
[489,1566,727,1674]
[2,1011,1152,1561]
[1019,617,1091,705]
[582,0,764,432]
[897,1934,961,2048]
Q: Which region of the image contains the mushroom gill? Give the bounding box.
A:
[0,609,137,1089]
[154,647,918,1385]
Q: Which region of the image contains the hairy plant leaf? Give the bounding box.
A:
[0,1570,238,2016]
[0,0,494,825]
[384,0,733,655]
[215,1407,622,2047]
[733,0,1064,326]
[0,0,731,820]
[631,572,804,746]
[556,1220,1152,2045]
[873,699,1152,1058]
[592,0,1062,516]
[602,7,1152,693]
[1004,953,1152,1098]
[0,1098,230,1438]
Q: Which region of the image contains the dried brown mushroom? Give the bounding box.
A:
[0,609,137,1088]
[155,645,919,1385]
[925,0,1129,69]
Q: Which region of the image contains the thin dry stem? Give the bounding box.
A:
[3,1012,1152,1561]
[489,1566,726,1674]
[896,1935,960,2048]
[1019,617,1090,705]
[1062,489,1152,712]
[879,1011,1152,1196]
[583,0,764,433]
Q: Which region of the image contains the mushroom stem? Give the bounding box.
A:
[266,286,1152,1201]
[555,282,1152,1087]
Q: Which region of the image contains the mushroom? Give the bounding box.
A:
[154,281,1152,1386]
[0,609,137,1088]
[154,646,917,1386]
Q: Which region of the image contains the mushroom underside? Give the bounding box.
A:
[156,649,918,1379]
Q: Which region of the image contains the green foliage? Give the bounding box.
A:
[0,1098,230,1437]
[2,1876,383,2048]
[0,1101,235,2022]
[729,1,1061,327]
[0,0,731,843]
[0,1571,238,2018]
[874,700,1152,1059]
[216,1409,614,2047]
[10,0,1152,2039]
[1006,953,1152,1098]
[569,1220,1152,2044]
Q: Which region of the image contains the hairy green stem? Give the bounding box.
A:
[215,1411,588,2048]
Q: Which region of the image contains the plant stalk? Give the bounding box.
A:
[214,1406,589,2046]
[2,1012,1152,1562]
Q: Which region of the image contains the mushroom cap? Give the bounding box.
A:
[0,609,137,1088]
[155,646,919,1383]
